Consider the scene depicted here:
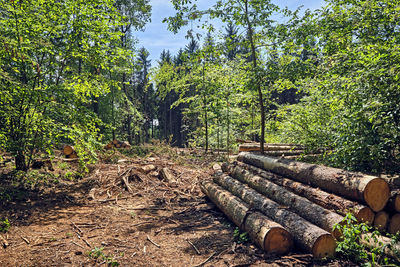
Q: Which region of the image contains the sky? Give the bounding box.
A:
[134,0,325,65]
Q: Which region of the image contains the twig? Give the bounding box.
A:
[21,236,30,244]
[121,176,133,193]
[83,238,91,248]
[71,222,83,233]
[71,241,85,249]
[97,197,128,203]
[146,235,160,248]
[186,239,201,255]
[192,252,217,267]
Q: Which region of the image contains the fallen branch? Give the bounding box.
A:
[192,252,217,267]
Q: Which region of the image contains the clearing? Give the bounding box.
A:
[0,146,351,266]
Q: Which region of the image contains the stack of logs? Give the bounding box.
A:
[104,140,132,150]
[238,142,322,159]
[200,152,400,259]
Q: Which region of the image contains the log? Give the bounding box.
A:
[212,174,336,258]
[238,152,390,212]
[104,143,113,150]
[121,141,131,148]
[387,192,400,213]
[112,139,119,145]
[231,161,375,224]
[217,167,344,238]
[63,145,74,156]
[373,211,389,232]
[160,168,175,183]
[388,213,400,234]
[239,144,305,153]
[68,151,78,159]
[200,180,293,254]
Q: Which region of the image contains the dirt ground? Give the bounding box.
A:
[0,148,353,266]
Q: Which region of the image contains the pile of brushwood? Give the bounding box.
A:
[201,152,400,264]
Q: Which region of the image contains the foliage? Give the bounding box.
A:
[333,213,399,266]
[0,218,10,233]
[88,247,119,266]
[271,0,400,172]
[233,227,249,244]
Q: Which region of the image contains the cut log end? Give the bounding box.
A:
[388,213,400,234]
[394,194,400,213]
[264,227,293,255]
[373,211,389,232]
[312,234,336,259]
[356,207,375,225]
[364,178,390,212]
[63,145,74,156]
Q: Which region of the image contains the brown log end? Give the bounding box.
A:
[63,145,74,156]
[68,151,78,159]
[264,227,293,255]
[373,211,389,232]
[356,207,375,225]
[312,234,336,259]
[388,213,400,234]
[394,194,400,213]
[104,143,113,150]
[363,178,390,212]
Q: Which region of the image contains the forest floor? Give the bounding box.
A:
[0,145,354,266]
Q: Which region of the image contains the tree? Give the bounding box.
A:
[0,0,150,170]
[165,0,279,153]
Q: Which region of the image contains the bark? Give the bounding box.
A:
[217,168,344,239]
[373,211,389,232]
[212,174,336,258]
[231,161,375,224]
[200,180,293,254]
[237,152,390,212]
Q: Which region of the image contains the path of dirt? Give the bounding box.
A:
[0,152,351,266]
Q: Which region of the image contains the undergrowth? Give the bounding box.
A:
[334,213,400,266]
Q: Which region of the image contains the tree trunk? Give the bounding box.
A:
[238,152,390,212]
[244,0,264,154]
[212,174,336,258]
[200,180,293,254]
[232,161,375,224]
[15,153,27,171]
[217,168,344,238]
